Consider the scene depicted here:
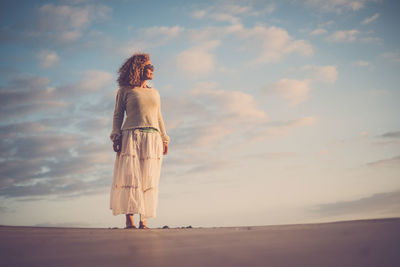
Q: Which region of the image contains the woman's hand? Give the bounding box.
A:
[113,139,121,153]
[163,142,168,155]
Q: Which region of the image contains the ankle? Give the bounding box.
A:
[126,214,134,225]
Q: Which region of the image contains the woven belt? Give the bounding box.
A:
[135,127,159,133]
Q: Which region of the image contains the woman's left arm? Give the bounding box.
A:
[158,104,170,155]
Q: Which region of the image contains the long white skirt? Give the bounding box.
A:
[109,129,163,219]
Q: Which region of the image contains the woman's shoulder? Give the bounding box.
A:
[150,87,160,94]
[144,86,160,96]
[118,86,140,96]
[119,86,159,96]
[117,86,130,93]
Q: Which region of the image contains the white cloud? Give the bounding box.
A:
[381,52,400,63]
[0,69,118,199]
[310,28,327,35]
[140,26,184,40]
[250,116,317,141]
[0,70,114,119]
[300,65,338,83]
[38,50,59,68]
[287,116,317,127]
[191,6,246,24]
[212,13,241,24]
[187,23,243,43]
[353,60,375,70]
[221,4,252,15]
[39,4,89,29]
[176,40,220,75]
[37,3,111,43]
[359,36,382,43]
[119,25,184,56]
[319,20,334,27]
[190,2,274,21]
[354,60,371,66]
[191,10,207,19]
[240,25,313,64]
[192,88,268,120]
[326,29,359,42]
[77,70,113,91]
[188,9,311,65]
[253,4,276,15]
[269,79,311,106]
[304,0,373,12]
[164,82,269,148]
[361,13,380,24]
[60,30,82,42]
[188,124,235,148]
[0,75,57,111]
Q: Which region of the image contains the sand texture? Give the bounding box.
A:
[1,218,399,267]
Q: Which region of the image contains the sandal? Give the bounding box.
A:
[139,222,149,229]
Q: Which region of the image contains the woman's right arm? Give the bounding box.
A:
[110,88,125,142]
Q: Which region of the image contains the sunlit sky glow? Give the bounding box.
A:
[0,0,399,228]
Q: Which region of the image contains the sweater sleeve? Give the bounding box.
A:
[158,103,170,143]
[110,88,125,142]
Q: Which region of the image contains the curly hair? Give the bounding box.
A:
[117,53,150,88]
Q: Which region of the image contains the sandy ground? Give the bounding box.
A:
[1,218,399,267]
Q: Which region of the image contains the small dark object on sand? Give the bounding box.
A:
[162,225,169,229]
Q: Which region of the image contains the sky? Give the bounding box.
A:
[0,0,399,229]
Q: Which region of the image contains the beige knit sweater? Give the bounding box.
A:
[110,86,170,143]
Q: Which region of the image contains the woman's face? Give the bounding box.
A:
[143,60,153,81]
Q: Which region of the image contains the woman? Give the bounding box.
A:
[109,53,169,229]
